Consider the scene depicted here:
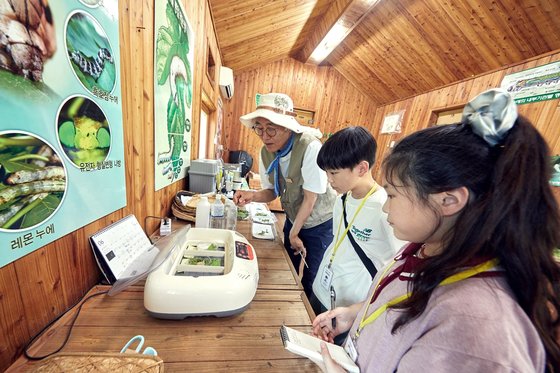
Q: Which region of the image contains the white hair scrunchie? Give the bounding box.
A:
[462,88,518,147]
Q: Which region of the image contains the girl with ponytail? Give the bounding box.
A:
[311,89,560,372]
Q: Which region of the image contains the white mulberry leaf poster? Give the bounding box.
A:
[0,0,125,268]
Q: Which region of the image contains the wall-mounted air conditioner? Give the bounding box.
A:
[219,66,234,100]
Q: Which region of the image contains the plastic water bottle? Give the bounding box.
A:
[210,195,225,229]
[224,198,237,231]
[195,196,210,228]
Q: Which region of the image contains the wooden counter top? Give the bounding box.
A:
[7,220,320,372]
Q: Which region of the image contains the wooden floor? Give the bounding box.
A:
[8,219,320,372]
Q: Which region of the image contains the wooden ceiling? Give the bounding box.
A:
[209,0,560,106]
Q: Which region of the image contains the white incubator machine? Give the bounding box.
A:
[142,227,259,319]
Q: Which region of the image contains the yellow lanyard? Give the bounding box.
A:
[354,257,499,338]
[328,184,378,267]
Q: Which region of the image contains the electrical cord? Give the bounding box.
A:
[23,289,109,360]
[23,216,168,360]
[144,215,164,234]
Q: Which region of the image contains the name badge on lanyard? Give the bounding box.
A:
[344,336,358,362]
[320,266,334,291]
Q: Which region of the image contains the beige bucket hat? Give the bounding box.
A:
[239,93,322,138]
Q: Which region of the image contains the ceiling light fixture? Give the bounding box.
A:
[309,21,350,64]
[306,0,380,65]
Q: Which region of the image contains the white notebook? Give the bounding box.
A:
[279,325,359,373]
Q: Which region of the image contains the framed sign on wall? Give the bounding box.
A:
[294,108,315,126]
[380,110,405,134]
[500,60,560,105]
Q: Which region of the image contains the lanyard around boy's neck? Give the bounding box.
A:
[353,257,499,340]
[328,183,378,267]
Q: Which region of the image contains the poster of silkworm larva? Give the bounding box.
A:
[0,0,125,268]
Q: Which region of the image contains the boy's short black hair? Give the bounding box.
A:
[317,126,377,170]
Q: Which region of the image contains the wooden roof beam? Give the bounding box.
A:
[295,0,380,65]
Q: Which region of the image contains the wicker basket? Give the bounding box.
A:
[171,203,196,222]
[171,191,224,223]
[32,352,164,373]
[171,190,196,222]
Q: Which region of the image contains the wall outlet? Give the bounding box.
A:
[160,218,172,236]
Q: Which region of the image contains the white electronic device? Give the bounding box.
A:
[144,227,259,319]
[219,66,234,99]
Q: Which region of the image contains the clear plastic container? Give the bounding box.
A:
[210,195,225,229]
[224,198,237,231]
[195,196,210,228]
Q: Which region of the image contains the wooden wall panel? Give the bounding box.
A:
[329,0,560,106]
[222,52,560,206]
[0,1,222,371]
[0,265,29,370]
[221,57,378,166]
[370,51,560,181]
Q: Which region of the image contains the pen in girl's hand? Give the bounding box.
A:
[330,286,336,328]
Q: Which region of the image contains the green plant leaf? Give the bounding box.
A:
[20,194,62,228]
[97,128,111,148]
[1,160,40,173]
[0,70,58,102]
[97,62,116,92]
[59,121,76,148]
[167,97,178,133]
[156,27,174,84]
[67,14,110,57]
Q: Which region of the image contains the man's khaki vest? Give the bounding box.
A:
[261,133,336,228]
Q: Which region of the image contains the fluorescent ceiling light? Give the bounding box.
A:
[305,0,380,65]
[309,21,350,64]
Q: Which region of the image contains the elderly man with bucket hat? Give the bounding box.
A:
[234,93,336,297]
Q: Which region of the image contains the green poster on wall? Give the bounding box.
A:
[500,61,560,105]
[551,156,560,187]
[0,0,126,268]
[154,0,194,191]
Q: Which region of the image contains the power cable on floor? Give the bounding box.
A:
[23,289,109,360]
